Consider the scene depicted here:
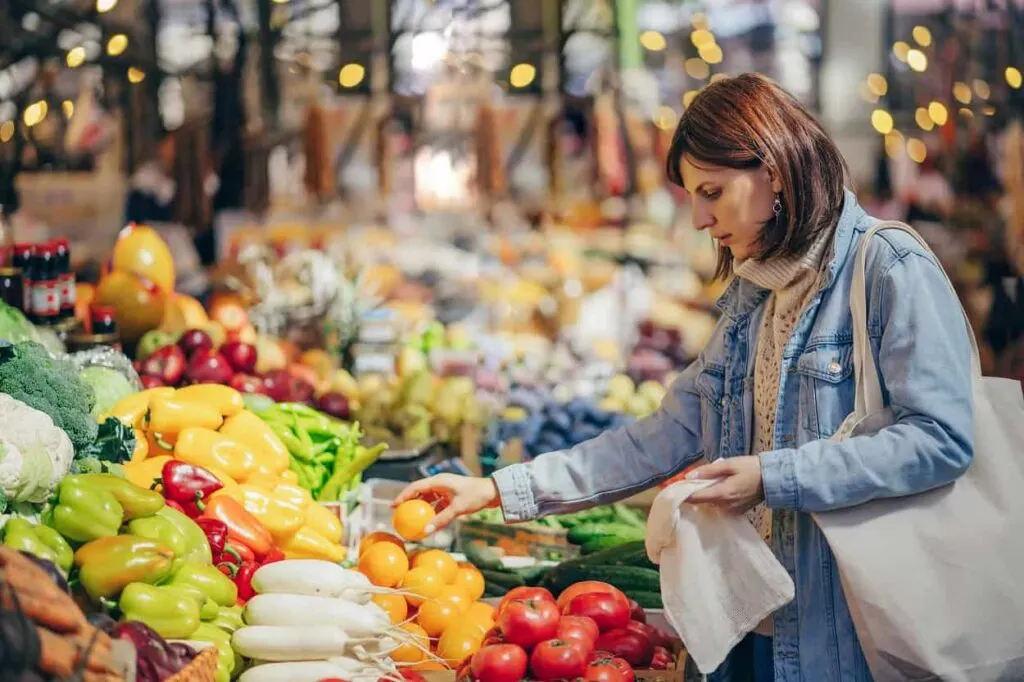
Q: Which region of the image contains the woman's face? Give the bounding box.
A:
[680,155,780,260]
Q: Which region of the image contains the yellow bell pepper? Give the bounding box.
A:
[105,387,176,429]
[304,502,343,544]
[273,483,313,509]
[174,428,257,482]
[131,436,149,463]
[238,484,304,541]
[278,526,346,562]
[204,466,243,503]
[146,430,177,457]
[150,397,223,433]
[219,411,290,476]
[280,470,299,485]
[241,471,283,493]
[124,456,172,489]
[175,385,245,418]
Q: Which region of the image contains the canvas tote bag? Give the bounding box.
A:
[813,221,1024,682]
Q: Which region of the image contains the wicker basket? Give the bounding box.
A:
[164,645,219,682]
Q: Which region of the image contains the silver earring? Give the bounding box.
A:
[772,194,782,218]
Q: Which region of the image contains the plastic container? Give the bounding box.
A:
[342,478,454,556]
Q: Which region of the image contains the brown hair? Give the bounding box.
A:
[666,73,850,279]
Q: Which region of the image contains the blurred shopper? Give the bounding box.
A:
[124,133,176,226]
[398,75,977,682]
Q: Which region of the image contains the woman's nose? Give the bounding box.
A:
[692,206,714,231]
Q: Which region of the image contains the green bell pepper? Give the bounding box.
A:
[119,582,201,639]
[191,622,235,682]
[165,562,237,607]
[210,605,244,634]
[47,475,123,543]
[172,583,219,621]
[75,473,165,519]
[153,506,212,565]
[127,515,187,558]
[2,519,74,572]
[75,535,175,600]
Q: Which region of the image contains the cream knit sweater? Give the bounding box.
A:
[733,229,834,543]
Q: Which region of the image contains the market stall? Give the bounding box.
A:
[0,220,711,681]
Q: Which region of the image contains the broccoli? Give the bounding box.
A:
[0,342,97,454]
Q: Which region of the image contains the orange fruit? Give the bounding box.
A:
[391,622,430,663]
[372,592,409,625]
[435,585,472,613]
[392,500,437,541]
[359,531,405,557]
[416,599,458,638]
[412,549,459,584]
[436,621,485,666]
[357,542,409,587]
[465,601,496,624]
[410,660,448,672]
[400,566,444,607]
[451,564,486,601]
[112,223,175,295]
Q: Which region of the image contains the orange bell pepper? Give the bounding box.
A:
[219,411,290,475]
[174,428,257,482]
[149,396,223,433]
[201,496,273,560]
[175,385,245,418]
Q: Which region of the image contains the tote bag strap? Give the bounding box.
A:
[850,221,982,418]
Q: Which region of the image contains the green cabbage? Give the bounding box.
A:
[0,302,38,345]
[80,366,135,417]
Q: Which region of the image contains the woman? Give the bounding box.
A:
[396,74,975,681]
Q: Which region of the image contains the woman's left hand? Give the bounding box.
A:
[685,455,765,513]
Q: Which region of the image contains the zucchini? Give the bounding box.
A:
[567,523,645,546]
[629,591,664,609]
[480,569,526,589]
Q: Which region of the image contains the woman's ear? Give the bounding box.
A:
[766,168,783,194]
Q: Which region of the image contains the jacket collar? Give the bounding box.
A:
[714,189,869,319]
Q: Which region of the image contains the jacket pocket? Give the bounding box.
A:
[695,364,726,460]
[795,343,855,439]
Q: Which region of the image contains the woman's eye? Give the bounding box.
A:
[702,189,721,200]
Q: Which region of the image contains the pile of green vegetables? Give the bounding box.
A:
[468,503,647,554]
[253,402,386,502]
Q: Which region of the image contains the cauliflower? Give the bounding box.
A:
[0,394,75,505]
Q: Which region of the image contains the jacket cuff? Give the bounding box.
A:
[491,464,538,522]
[759,449,800,510]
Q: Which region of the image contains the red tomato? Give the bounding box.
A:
[566,593,631,632]
[498,598,561,649]
[498,586,555,614]
[584,662,629,682]
[529,639,589,680]
[557,615,600,656]
[556,581,629,611]
[594,628,655,667]
[590,654,635,682]
[624,620,670,648]
[470,644,529,682]
[482,625,507,647]
[628,599,646,623]
[650,645,673,670]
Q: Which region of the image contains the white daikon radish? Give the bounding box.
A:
[244,594,392,637]
[251,560,384,602]
[238,660,377,682]
[231,625,352,661]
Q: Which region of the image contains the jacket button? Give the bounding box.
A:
[828,361,842,375]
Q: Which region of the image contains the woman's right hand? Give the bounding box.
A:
[392,474,500,533]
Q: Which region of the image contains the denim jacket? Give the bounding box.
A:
[492,191,975,682]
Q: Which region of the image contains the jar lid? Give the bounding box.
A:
[0,267,19,275]
[91,305,116,319]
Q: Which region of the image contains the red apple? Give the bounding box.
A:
[186,349,234,385]
[179,328,213,356]
[221,341,258,374]
[317,392,350,420]
[261,369,292,402]
[140,345,187,386]
[140,375,166,389]
[229,373,267,395]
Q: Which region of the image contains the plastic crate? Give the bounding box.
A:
[342,478,455,556]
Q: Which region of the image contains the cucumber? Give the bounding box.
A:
[612,504,647,529]
[484,583,509,597]
[629,591,664,609]
[576,541,657,571]
[539,564,661,600]
[567,523,646,546]
[580,536,633,555]
[463,542,503,570]
[510,565,550,586]
[480,569,526,589]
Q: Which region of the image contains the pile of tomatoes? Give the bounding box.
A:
[460,581,674,682]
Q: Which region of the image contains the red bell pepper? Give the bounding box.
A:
[201,496,273,560]
[221,561,259,603]
[161,460,223,517]
[194,517,229,559]
[164,499,187,515]
[223,541,254,565]
[261,547,285,565]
